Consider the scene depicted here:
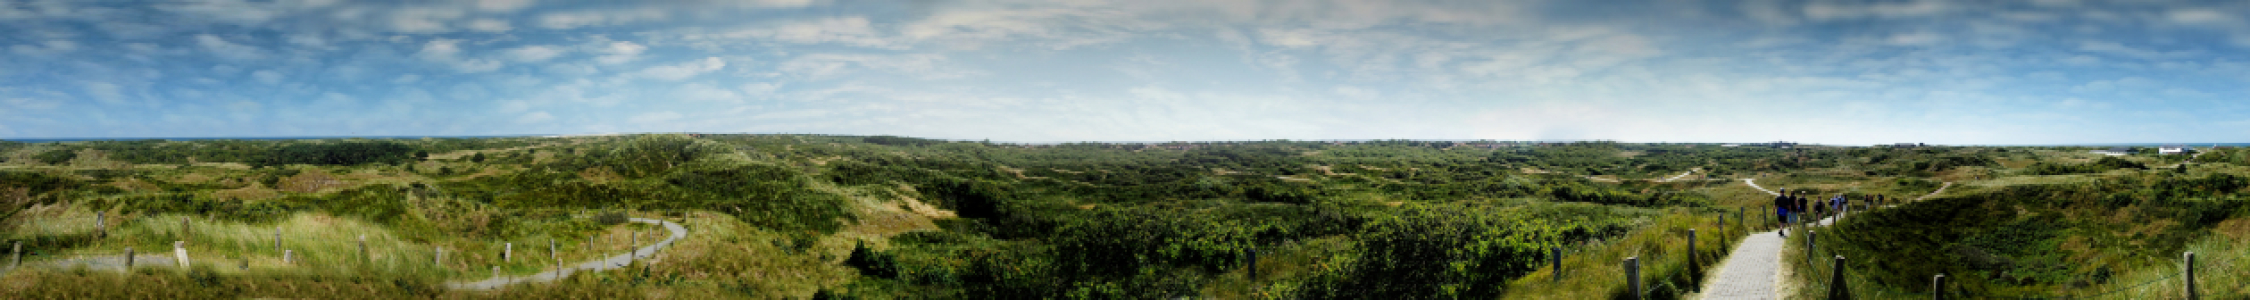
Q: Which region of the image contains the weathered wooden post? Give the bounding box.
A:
[124,247,134,268]
[549,239,559,269]
[504,242,513,263]
[435,246,444,267]
[181,217,191,240]
[11,241,20,268]
[493,265,501,279]
[630,231,639,259]
[1830,255,1850,300]
[1247,248,1259,281]
[1552,247,1562,282]
[94,211,106,239]
[273,227,282,253]
[283,250,294,264]
[1688,229,1698,272]
[1932,274,1946,300]
[173,241,189,268]
[2186,252,2198,300]
[358,235,368,262]
[1625,256,1641,300]
[1807,230,1817,264]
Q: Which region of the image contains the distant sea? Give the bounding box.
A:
[2,135,546,143]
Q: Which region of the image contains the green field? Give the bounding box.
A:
[1,136,2243,299]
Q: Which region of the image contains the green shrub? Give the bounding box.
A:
[33,149,76,165]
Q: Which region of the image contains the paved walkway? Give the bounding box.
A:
[446,217,688,290]
[1702,178,1946,299]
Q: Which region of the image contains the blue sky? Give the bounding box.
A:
[3,0,2248,145]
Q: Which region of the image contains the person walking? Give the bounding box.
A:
[1774,188,1792,235]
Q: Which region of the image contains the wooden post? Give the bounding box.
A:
[1247,248,1259,281]
[435,246,444,267]
[273,227,282,253]
[1932,274,1946,300]
[2186,252,2198,300]
[1625,256,1641,300]
[493,265,500,279]
[1688,229,1698,273]
[1830,255,1850,300]
[630,231,638,259]
[1552,247,1562,282]
[125,247,134,268]
[283,250,293,264]
[550,239,559,270]
[95,212,106,239]
[181,217,190,240]
[173,241,189,268]
[11,241,20,268]
[1807,230,1817,264]
[358,235,368,262]
[504,242,513,263]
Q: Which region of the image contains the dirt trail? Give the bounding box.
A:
[446,217,687,290]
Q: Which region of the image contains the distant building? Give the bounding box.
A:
[2160,144,2192,155]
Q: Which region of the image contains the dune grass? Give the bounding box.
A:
[1500,207,1748,300]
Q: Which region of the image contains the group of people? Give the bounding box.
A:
[1771,188,1893,237]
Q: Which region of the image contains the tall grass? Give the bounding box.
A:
[1500,207,1748,300]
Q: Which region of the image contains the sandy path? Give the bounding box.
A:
[445,217,687,290]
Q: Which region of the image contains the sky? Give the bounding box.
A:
[2,0,2249,145]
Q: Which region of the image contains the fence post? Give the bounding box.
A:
[2186,252,2198,300]
[274,227,282,253]
[1830,255,1850,300]
[284,250,294,264]
[1932,274,1946,300]
[1807,230,1816,263]
[95,211,106,239]
[1688,229,1698,271]
[181,217,190,240]
[630,231,638,259]
[493,265,500,279]
[358,235,368,263]
[1247,248,1259,281]
[174,241,189,268]
[11,241,20,268]
[1552,247,1562,282]
[1626,256,1641,300]
[550,239,559,270]
[125,247,134,268]
[435,246,444,267]
[505,242,513,263]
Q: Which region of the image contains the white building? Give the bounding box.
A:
[2160,144,2192,155]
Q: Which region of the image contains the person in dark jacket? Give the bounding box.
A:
[1795,191,1811,221]
[1774,188,1791,234]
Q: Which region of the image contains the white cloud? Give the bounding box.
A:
[1887,32,1942,46]
[630,111,684,123]
[537,9,666,29]
[635,57,727,80]
[503,45,565,62]
[9,40,77,56]
[476,0,536,12]
[1802,0,1955,21]
[467,18,513,32]
[778,53,962,80]
[194,34,268,61]
[516,111,555,124]
[387,6,467,33]
[252,70,285,84]
[689,16,901,49]
[82,82,127,105]
[595,41,647,65]
[2166,9,2236,27]
[415,39,504,72]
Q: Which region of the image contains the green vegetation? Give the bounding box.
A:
[6,136,2246,298]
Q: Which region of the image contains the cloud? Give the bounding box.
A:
[687,16,901,49]
[252,70,285,84]
[594,41,647,64]
[630,111,684,123]
[194,34,268,61]
[468,18,513,32]
[635,57,728,80]
[476,0,536,12]
[387,6,468,33]
[415,39,504,72]
[503,45,565,62]
[9,40,78,56]
[516,111,555,124]
[537,8,666,29]
[81,82,126,105]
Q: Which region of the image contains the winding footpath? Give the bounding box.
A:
[447,217,688,290]
[1701,178,1949,299]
